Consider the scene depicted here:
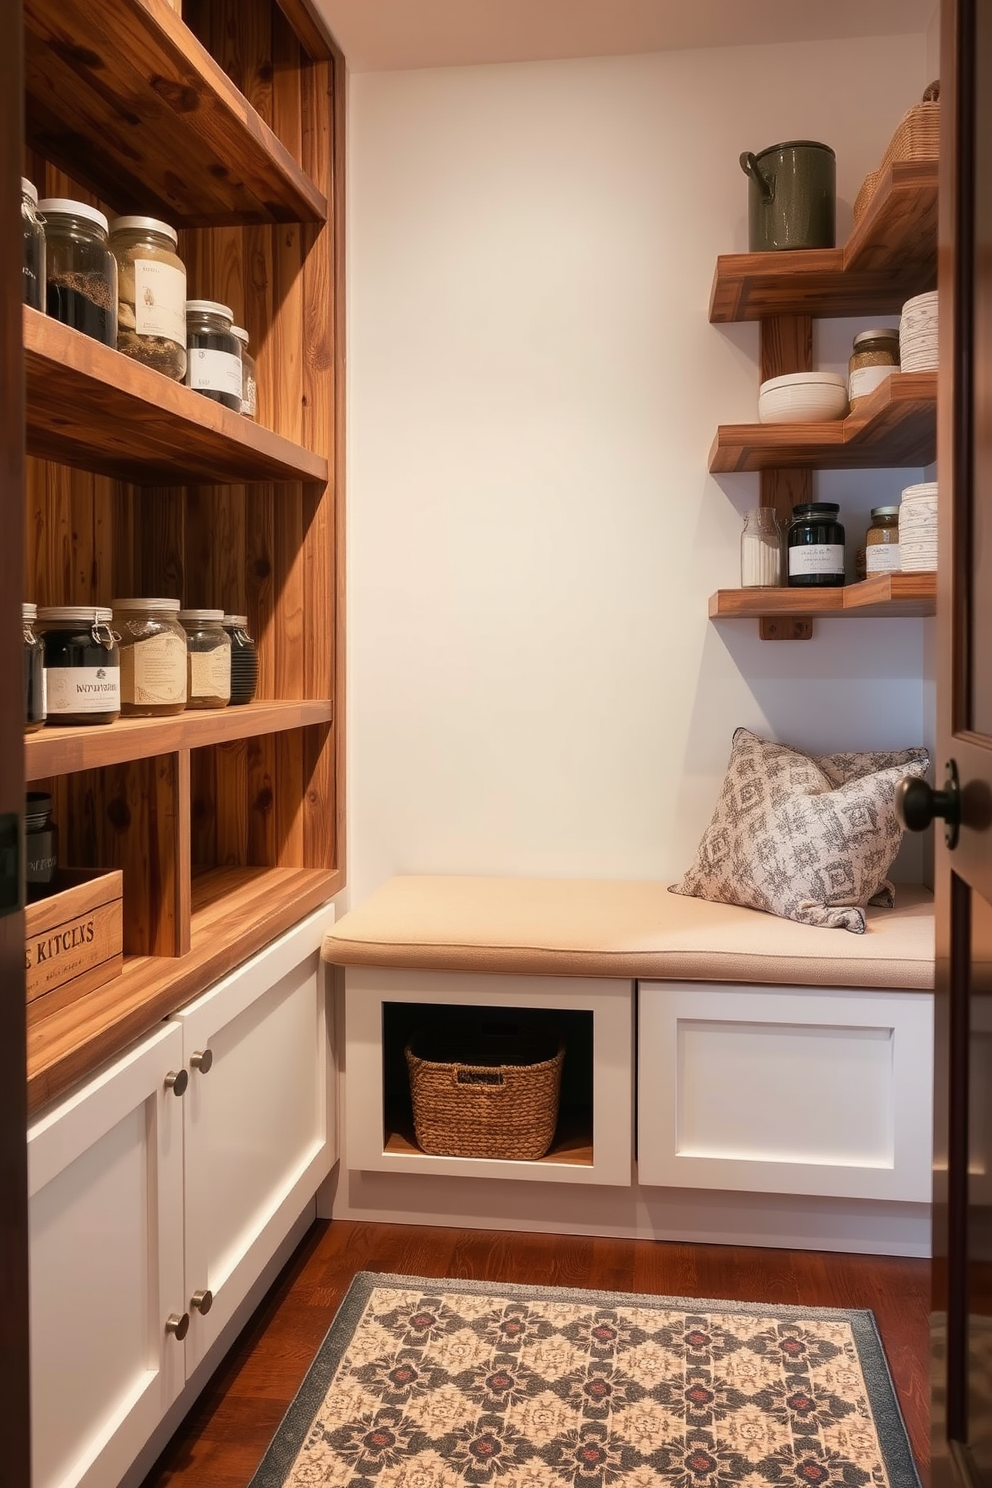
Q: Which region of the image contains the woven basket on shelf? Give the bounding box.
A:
[405,1023,564,1161]
[853,84,940,225]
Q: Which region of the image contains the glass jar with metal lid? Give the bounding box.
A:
[112,599,188,716]
[848,328,900,406]
[38,199,118,347]
[786,502,846,588]
[23,603,45,732]
[185,301,243,412]
[109,217,187,380]
[865,506,901,574]
[25,793,58,903]
[223,615,259,704]
[179,609,231,708]
[231,326,257,420]
[36,606,121,725]
[21,178,45,310]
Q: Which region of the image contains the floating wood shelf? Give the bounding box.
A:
[26,699,333,782]
[710,160,938,322]
[23,0,326,225]
[24,308,328,485]
[709,572,936,621]
[709,372,936,473]
[26,865,340,1112]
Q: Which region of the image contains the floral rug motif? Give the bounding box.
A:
[248,1273,921,1488]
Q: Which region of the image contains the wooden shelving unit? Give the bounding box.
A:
[22,0,344,1108]
[709,572,936,621]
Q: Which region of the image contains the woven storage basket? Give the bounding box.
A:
[854,91,940,225]
[405,1023,564,1160]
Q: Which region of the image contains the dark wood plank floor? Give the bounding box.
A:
[139,1221,930,1487]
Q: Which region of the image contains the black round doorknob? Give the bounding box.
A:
[895,761,961,848]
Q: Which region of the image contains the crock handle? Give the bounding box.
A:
[739,151,773,200]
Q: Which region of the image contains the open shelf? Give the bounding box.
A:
[25,309,328,485]
[26,864,339,1112]
[23,0,326,226]
[26,699,333,781]
[383,1119,594,1168]
[709,371,936,473]
[710,160,938,322]
[709,571,936,620]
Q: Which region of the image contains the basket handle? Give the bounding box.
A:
[456,1069,504,1087]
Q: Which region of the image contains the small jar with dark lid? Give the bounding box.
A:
[23,603,46,733]
[185,300,243,412]
[179,609,231,708]
[39,199,118,347]
[223,615,259,704]
[36,606,121,725]
[865,506,901,574]
[25,793,58,902]
[21,178,45,311]
[787,503,846,588]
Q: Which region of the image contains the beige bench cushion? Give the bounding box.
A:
[323,876,934,990]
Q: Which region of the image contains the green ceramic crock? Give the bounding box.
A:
[740,140,836,251]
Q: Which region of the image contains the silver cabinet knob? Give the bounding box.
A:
[165,1069,189,1097]
[190,1288,213,1315]
[165,1312,190,1341]
[190,1048,213,1073]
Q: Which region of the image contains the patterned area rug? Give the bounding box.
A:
[248,1273,921,1488]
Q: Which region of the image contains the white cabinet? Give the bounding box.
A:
[28,905,334,1488]
[637,981,933,1203]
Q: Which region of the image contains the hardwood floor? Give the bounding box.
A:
[139,1221,930,1487]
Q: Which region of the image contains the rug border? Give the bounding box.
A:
[246,1269,922,1488]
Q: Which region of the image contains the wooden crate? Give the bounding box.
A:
[25,870,124,1024]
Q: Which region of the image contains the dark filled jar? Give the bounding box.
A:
[25,793,58,903]
[23,603,46,732]
[36,606,121,725]
[38,199,118,347]
[185,300,242,412]
[787,502,846,588]
[223,615,259,705]
[22,178,45,311]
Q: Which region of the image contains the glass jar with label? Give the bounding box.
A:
[787,503,846,588]
[740,508,782,587]
[25,793,58,903]
[179,609,231,708]
[231,326,258,420]
[223,615,259,704]
[112,598,188,716]
[185,301,243,412]
[36,606,121,724]
[848,328,900,406]
[22,178,45,311]
[865,506,901,574]
[38,199,118,347]
[23,603,46,732]
[109,217,187,380]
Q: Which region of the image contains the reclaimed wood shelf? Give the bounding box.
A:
[709,371,936,473]
[709,572,936,621]
[710,160,938,322]
[26,865,339,1113]
[26,700,333,782]
[24,308,328,485]
[23,0,326,226]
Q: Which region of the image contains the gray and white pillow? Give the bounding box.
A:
[669,728,929,932]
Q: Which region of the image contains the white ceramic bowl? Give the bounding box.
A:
[758,372,849,424]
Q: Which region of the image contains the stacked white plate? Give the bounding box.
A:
[899,480,938,570]
[757,372,848,424]
[900,291,938,371]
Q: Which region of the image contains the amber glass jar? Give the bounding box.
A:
[848,328,900,406]
[865,506,901,574]
[113,598,188,715]
[109,217,187,379]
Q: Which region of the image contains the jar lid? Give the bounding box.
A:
[109,215,179,246]
[853,328,899,346]
[21,178,38,206]
[223,614,249,628]
[25,792,53,823]
[179,608,225,623]
[754,139,836,161]
[37,198,110,234]
[37,605,113,624]
[791,503,840,516]
[22,602,37,621]
[113,597,181,612]
[870,506,901,517]
[185,300,234,322]
[231,326,250,346]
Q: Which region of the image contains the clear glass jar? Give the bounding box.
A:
[25,793,58,903]
[179,609,231,708]
[786,502,846,588]
[23,603,46,732]
[112,598,188,716]
[740,509,782,587]
[38,199,118,347]
[21,178,45,311]
[185,300,242,412]
[848,328,900,406]
[36,606,121,725]
[231,326,257,420]
[865,505,901,574]
[109,217,187,380]
[223,615,259,704]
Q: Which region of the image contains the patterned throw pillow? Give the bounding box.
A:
[669,728,930,933]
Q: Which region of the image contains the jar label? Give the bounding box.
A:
[47,665,121,714]
[122,632,188,706]
[188,347,243,400]
[866,543,901,573]
[243,373,257,418]
[789,544,845,578]
[133,259,186,345]
[190,648,232,702]
[849,365,895,401]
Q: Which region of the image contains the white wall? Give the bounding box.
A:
[345,33,931,905]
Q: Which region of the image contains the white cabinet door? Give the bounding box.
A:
[28,1022,186,1488]
[175,908,334,1370]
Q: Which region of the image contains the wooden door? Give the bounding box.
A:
[932,0,992,1480]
